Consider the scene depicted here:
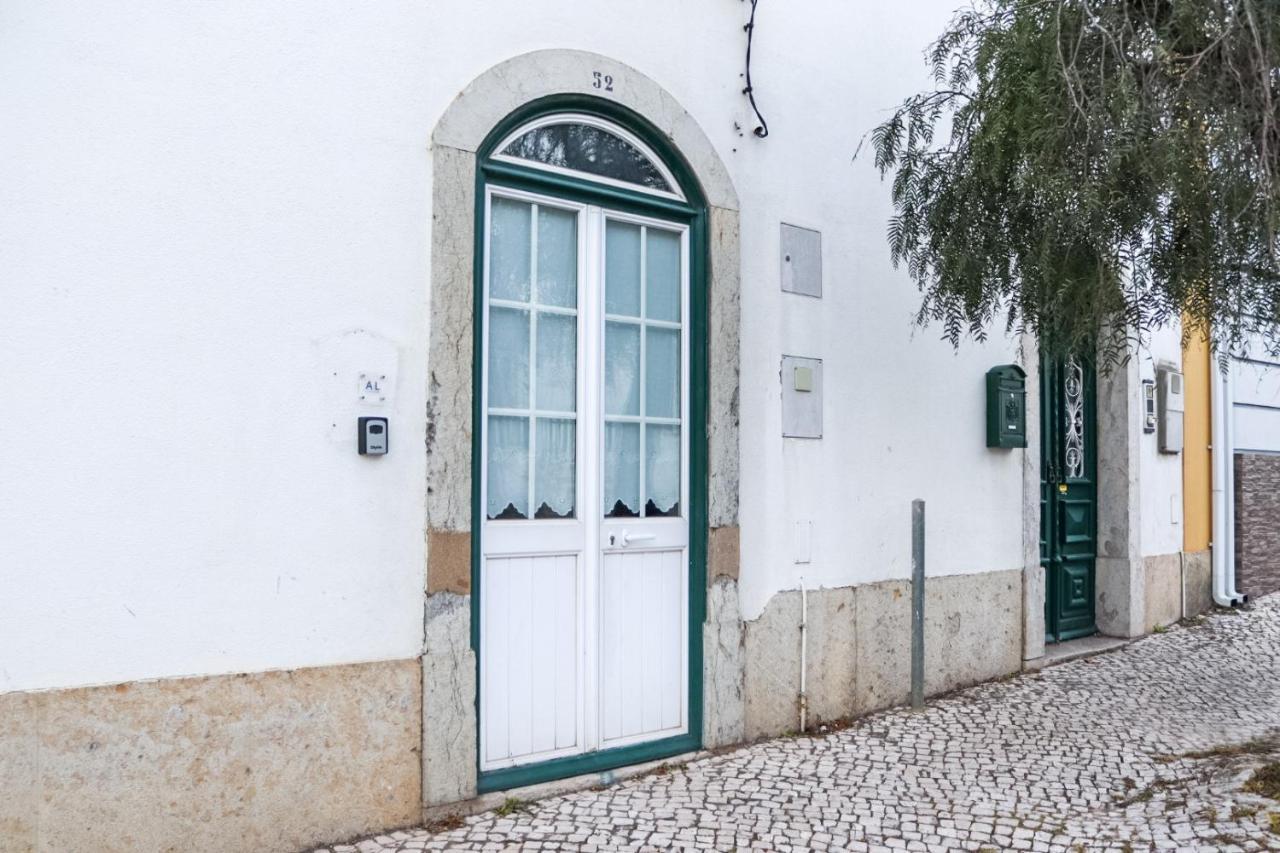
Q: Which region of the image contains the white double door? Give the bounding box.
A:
[479,186,690,772]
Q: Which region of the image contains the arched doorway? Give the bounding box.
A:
[472,97,709,791]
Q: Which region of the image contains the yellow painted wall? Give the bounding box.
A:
[1183,324,1212,552]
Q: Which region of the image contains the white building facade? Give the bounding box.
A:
[0,3,1231,851]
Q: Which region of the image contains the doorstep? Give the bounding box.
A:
[1024,634,1131,671]
[422,749,708,823]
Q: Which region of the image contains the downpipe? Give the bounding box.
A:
[1210,359,1246,607]
[1223,361,1247,604]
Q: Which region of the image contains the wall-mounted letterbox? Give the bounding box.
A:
[986,365,1027,449]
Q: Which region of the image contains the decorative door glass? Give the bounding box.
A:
[486,197,579,520]
[603,220,683,518]
[1063,356,1085,480]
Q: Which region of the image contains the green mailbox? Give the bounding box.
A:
[986,365,1027,449]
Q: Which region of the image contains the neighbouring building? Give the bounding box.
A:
[1,3,1276,852]
[1231,337,1280,597]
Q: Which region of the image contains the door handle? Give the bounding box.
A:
[621,531,656,546]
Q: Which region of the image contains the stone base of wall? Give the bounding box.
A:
[703,576,746,749]
[1235,452,1280,598]
[1126,551,1215,636]
[742,569,1022,740]
[1144,553,1183,633]
[422,591,476,808]
[1183,549,1213,618]
[0,660,422,853]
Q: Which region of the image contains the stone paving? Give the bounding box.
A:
[316,595,1280,852]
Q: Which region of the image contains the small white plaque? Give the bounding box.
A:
[358,372,391,405]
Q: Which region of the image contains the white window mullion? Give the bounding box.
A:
[638,226,648,519]
[605,314,676,329]
[493,297,575,317]
[527,204,540,517]
[581,205,602,754]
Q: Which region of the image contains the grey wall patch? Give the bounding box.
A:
[781,355,823,439]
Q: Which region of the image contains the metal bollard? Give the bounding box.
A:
[911,499,925,710]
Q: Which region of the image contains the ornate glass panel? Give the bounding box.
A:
[1063,356,1085,479]
[500,123,672,193]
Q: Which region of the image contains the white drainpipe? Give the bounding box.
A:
[1223,361,1247,604]
[1211,359,1246,606]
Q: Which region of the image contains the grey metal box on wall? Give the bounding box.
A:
[1157,367,1184,453]
[780,224,822,298]
[781,356,823,438]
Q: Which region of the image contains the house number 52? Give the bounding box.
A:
[592,71,614,92]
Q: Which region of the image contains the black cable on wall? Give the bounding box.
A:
[742,0,769,138]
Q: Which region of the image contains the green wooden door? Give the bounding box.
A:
[1040,354,1098,642]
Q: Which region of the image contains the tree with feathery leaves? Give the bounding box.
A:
[867,0,1280,363]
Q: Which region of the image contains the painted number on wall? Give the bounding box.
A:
[592,72,614,92]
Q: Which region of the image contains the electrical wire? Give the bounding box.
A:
[742,0,769,139]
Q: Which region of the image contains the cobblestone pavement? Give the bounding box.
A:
[317,595,1280,852]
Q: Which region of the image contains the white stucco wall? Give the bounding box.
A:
[1136,324,1186,557]
[1,2,437,691]
[728,1,1025,617]
[2,0,1025,690]
[1234,329,1280,453]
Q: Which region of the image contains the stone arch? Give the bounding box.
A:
[421,49,743,809]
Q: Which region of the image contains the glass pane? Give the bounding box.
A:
[534,418,575,519]
[605,321,640,416]
[604,422,640,518]
[645,327,680,419]
[605,221,641,317]
[536,206,577,308]
[499,124,672,193]
[487,416,529,520]
[490,197,531,302]
[487,307,530,409]
[645,228,681,322]
[535,312,576,413]
[645,425,681,517]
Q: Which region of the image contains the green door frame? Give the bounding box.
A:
[1040,353,1099,643]
[470,95,708,793]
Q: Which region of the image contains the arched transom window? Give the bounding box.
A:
[491,114,685,201]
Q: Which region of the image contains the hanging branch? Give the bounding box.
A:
[743,0,770,138]
[865,0,1280,364]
